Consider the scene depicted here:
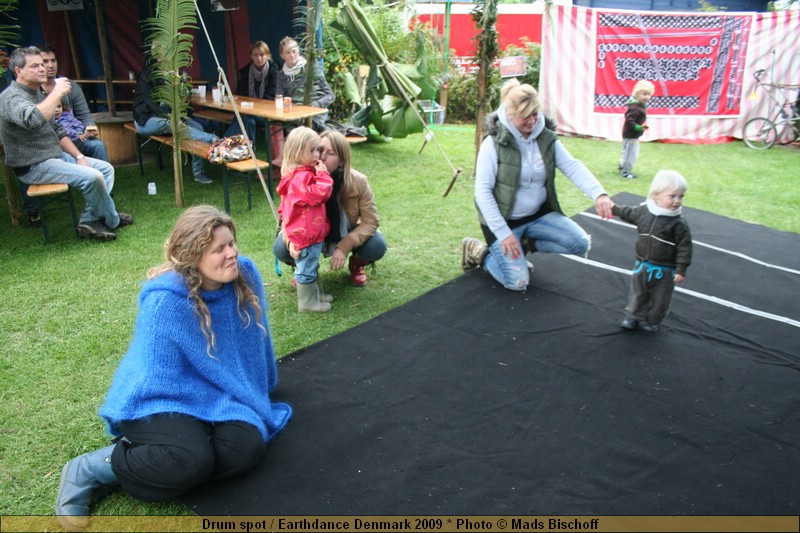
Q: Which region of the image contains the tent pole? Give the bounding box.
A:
[94,0,116,116]
[64,12,82,80]
[225,11,238,86]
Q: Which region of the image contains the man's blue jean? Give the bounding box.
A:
[20,153,119,227]
[82,138,109,162]
[136,117,217,177]
[294,242,324,285]
[225,116,264,148]
[273,230,387,265]
[483,212,591,291]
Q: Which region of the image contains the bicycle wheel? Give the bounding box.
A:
[743,117,777,149]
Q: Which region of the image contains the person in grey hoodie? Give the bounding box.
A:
[461,79,613,291]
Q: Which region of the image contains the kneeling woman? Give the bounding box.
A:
[273,130,386,287]
[55,206,292,532]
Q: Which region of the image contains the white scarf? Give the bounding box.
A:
[645,198,681,217]
[282,56,306,82]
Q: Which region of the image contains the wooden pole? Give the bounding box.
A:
[225,11,238,86]
[94,0,117,116]
[64,12,82,80]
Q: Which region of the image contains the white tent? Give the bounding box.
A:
[540,5,800,143]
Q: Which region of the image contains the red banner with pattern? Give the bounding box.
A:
[593,12,752,117]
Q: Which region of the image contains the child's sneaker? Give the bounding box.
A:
[640,322,659,332]
[621,317,638,330]
[620,170,637,179]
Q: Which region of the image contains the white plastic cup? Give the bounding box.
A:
[212,88,221,102]
[197,85,206,99]
[147,182,156,195]
[128,70,135,81]
[275,94,283,112]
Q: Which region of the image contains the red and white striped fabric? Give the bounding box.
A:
[540,5,800,144]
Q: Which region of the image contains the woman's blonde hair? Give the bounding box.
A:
[281,126,320,177]
[279,36,299,55]
[249,40,272,60]
[148,205,265,357]
[319,130,353,201]
[649,170,688,197]
[501,78,541,119]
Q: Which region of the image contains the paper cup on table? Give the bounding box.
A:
[212,88,221,102]
[197,85,206,99]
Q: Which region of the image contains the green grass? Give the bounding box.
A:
[0,126,798,517]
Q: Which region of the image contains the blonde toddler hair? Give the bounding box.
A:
[632,80,656,99]
[649,170,688,198]
[281,126,320,177]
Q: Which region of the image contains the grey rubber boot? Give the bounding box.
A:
[297,281,332,312]
[55,444,118,532]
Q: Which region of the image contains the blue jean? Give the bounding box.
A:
[19,153,119,227]
[294,242,323,285]
[136,117,217,177]
[273,230,387,265]
[82,138,109,162]
[483,212,591,291]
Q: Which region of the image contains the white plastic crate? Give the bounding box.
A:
[418,99,446,125]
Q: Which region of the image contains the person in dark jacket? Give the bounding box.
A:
[132,60,220,184]
[225,40,278,145]
[611,170,692,332]
[275,36,334,132]
[619,80,654,179]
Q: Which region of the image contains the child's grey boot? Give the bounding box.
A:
[55,444,118,532]
[297,281,332,312]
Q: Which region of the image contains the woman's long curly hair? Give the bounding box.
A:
[148,205,265,357]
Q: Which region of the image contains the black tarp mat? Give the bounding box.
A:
[181,193,800,516]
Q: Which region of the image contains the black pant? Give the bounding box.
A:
[111,413,265,502]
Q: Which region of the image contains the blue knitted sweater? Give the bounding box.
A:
[100,256,291,442]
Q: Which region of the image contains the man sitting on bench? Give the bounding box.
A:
[133,58,220,185]
[0,46,132,242]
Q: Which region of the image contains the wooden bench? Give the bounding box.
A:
[125,123,270,213]
[25,182,78,244]
[124,122,166,175]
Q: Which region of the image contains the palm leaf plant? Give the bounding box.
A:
[293,0,325,108]
[331,0,425,138]
[142,0,197,207]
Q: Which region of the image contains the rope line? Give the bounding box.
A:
[193,0,280,226]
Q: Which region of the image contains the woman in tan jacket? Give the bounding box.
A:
[273,130,386,286]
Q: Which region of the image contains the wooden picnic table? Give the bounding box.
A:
[191,93,328,186]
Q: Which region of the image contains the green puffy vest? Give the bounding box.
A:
[477,116,562,226]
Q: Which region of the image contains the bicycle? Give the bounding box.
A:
[742,69,800,150]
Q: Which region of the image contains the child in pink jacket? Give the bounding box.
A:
[276,126,334,312]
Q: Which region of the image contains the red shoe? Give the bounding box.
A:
[348,255,370,287]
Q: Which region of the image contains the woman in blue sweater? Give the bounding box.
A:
[55,206,292,532]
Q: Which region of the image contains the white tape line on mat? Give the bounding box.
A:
[562,254,800,329]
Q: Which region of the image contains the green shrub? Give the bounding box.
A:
[442,38,542,124]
